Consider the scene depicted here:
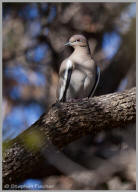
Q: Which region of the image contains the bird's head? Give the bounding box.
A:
[65,34,88,48]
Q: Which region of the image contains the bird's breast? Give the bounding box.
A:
[66,69,86,98]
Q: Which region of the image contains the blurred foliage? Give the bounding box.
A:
[2,2,136,190]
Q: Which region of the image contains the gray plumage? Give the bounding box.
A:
[57,34,100,102]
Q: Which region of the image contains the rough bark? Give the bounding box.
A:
[2,87,136,188]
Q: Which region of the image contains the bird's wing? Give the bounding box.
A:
[57,59,74,102]
[88,65,100,98]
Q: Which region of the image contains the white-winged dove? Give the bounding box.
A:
[57,34,100,102]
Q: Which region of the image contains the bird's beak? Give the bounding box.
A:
[64,42,71,46]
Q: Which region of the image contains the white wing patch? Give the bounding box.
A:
[59,59,73,101]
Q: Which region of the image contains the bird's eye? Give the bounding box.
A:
[76,39,81,42]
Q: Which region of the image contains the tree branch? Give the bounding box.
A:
[3,87,136,188]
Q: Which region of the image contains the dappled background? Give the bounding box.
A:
[3,2,136,190]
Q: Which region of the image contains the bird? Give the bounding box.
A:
[56,34,100,102]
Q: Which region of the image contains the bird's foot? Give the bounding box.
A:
[67,98,83,103]
[52,101,61,108]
